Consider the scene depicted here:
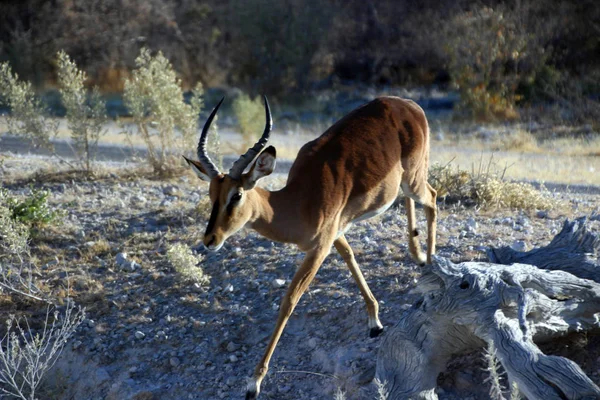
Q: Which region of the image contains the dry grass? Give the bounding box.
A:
[430,143,600,186]
[167,243,209,285]
[491,129,538,152]
[429,159,556,210]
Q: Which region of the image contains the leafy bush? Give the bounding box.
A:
[5,188,62,228]
[123,48,204,176]
[167,243,209,285]
[429,162,555,210]
[56,51,107,172]
[232,93,264,149]
[0,63,58,149]
[0,188,83,400]
[0,189,29,258]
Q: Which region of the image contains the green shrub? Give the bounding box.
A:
[0,189,29,258]
[56,51,107,172]
[5,188,62,228]
[0,63,58,149]
[232,93,264,150]
[123,48,204,176]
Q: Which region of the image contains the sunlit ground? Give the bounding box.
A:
[2,116,599,186]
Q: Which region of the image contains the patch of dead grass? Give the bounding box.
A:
[429,161,556,210]
[491,129,538,152]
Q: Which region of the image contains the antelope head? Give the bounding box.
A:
[183,96,276,251]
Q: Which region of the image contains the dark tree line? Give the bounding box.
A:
[0,0,598,98]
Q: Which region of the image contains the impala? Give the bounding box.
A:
[184,96,437,399]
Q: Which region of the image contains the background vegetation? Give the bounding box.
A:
[0,0,597,123]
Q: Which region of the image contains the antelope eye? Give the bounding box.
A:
[231,192,242,203]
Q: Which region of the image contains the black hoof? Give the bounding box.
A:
[370,326,384,338]
[245,390,258,400]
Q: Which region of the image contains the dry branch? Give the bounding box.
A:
[487,217,599,282]
[376,241,600,400]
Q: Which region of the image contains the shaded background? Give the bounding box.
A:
[1,0,598,101]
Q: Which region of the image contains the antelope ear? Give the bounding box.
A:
[242,146,276,189]
[183,156,211,182]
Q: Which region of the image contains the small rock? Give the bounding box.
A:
[131,195,147,204]
[42,258,59,269]
[96,368,110,383]
[278,385,291,393]
[123,261,140,272]
[229,354,238,363]
[511,240,527,252]
[271,279,286,289]
[516,216,531,226]
[536,210,548,219]
[307,338,317,349]
[72,340,83,350]
[134,331,146,340]
[163,186,180,196]
[170,357,181,367]
[466,217,478,231]
[116,252,128,266]
[156,330,167,340]
[222,284,234,293]
[226,342,240,352]
[513,224,523,232]
[501,217,513,225]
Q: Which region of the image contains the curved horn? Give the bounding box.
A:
[196,97,224,178]
[229,95,273,178]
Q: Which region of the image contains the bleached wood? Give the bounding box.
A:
[376,254,600,400]
[487,217,599,282]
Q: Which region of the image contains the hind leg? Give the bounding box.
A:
[402,182,437,265]
[405,197,427,265]
[422,183,437,264]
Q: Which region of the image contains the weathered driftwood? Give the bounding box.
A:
[487,217,600,282]
[375,256,600,400]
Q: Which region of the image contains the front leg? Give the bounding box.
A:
[334,234,383,337]
[246,244,332,399]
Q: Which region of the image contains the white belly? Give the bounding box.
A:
[336,200,395,239]
[352,199,395,223]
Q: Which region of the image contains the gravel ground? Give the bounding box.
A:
[1,153,599,400]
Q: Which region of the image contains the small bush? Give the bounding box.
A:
[429,162,555,210]
[484,340,506,399]
[483,340,521,400]
[0,63,58,149]
[374,378,389,400]
[123,48,204,176]
[232,93,264,150]
[5,188,62,229]
[167,243,209,285]
[0,302,85,400]
[56,51,107,172]
[0,189,29,258]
